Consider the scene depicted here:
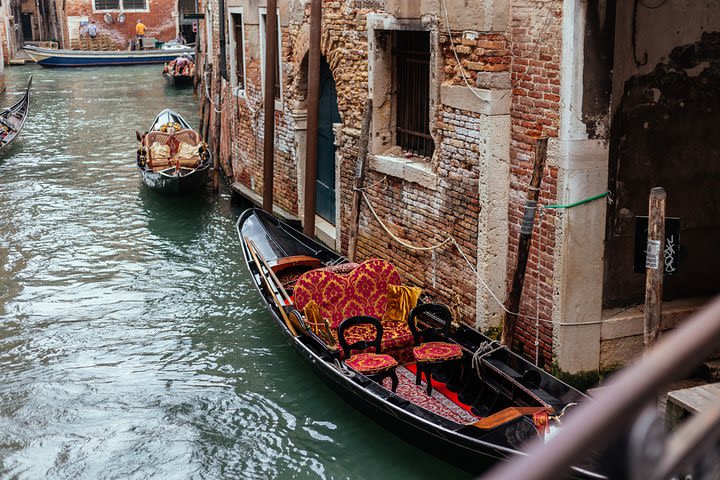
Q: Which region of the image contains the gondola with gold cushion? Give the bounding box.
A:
[0,76,32,152]
[135,109,211,194]
[237,207,607,478]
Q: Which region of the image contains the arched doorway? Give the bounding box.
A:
[316,56,340,224]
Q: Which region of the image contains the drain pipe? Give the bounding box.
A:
[303,0,321,236]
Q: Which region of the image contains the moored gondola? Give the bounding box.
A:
[136,109,211,194]
[0,76,32,151]
[237,207,607,478]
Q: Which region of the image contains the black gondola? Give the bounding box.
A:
[0,76,32,151]
[237,208,606,478]
[136,109,211,194]
[162,71,194,87]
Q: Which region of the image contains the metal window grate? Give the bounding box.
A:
[395,31,434,158]
[122,0,145,8]
[232,14,244,90]
[94,0,119,9]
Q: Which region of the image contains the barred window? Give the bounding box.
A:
[94,0,146,10]
[394,31,434,158]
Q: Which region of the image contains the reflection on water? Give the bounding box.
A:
[0,65,471,479]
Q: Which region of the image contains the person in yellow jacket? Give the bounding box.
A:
[135,19,147,49]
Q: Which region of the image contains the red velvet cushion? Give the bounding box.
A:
[345,353,398,374]
[413,342,463,362]
[293,259,401,329]
[329,320,414,359]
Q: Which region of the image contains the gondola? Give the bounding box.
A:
[162,71,194,87]
[0,76,32,150]
[136,109,211,194]
[237,207,606,478]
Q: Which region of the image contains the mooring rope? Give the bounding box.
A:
[357,188,606,327]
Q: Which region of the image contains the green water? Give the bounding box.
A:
[0,65,471,479]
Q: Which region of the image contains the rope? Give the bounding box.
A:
[540,191,609,210]
[354,175,388,192]
[360,190,604,327]
[204,72,226,114]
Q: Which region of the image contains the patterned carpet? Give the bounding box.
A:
[381,366,478,424]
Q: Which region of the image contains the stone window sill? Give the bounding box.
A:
[368,154,437,190]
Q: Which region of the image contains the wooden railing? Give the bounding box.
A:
[480,296,720,480]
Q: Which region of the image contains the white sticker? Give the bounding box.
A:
[646,240,661,269]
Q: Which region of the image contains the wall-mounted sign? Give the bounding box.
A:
[192,21,198,33]
[633,216,681,275]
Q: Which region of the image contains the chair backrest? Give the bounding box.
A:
[293,258,401,329]
[337,315,383,358]
[408,303,454,345]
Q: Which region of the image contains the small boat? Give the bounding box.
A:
[24,44,194,68]
[162,57,195,87]
[136,109,211,194]
[237,207,606,478]
[0,76,32,150]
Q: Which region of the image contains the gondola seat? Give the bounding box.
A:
[293,259,416,358]
[338,316,398,392]
[408,303,464,396]
[143,130,203,172]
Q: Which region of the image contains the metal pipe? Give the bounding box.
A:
[303,0,321,236]
[262,0,278,212]
[481,295,720,480]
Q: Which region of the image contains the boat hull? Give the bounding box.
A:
[0,76,32,151]
[163,73,194,87]
[24,45,193,68]
[138,163,211,194]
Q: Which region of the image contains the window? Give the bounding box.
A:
[259,8,282,102]
[93,0,146,10]
[394,31,433,158]
[229,10,245,92]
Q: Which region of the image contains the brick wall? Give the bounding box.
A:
[508,0,562,368]
[65,0,177,47]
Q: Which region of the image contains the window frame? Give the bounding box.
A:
[228,7,246,96]
[92,0,148,13]
[259,6,283,110]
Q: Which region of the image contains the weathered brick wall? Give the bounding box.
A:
[65,0,177,46]
[508,0,562,368]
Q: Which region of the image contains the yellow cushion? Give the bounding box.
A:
[303,300,337,347]
[382,285,422,323]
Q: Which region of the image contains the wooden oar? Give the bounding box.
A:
[248,238,292,304]
[244,236,298,336]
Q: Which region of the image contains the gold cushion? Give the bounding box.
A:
[382,284,422,323]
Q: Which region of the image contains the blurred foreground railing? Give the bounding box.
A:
[481,296,720,480]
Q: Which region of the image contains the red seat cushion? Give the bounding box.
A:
[413,342,463,362]
[328,319,415,358]
[345,353,398,374]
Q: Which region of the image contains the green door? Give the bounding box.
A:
[316,56,341,223]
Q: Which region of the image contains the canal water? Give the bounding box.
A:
[0,65,471,479]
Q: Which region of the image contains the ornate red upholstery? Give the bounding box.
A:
[413,342,463,363]
[294,259,416,357]
[294,259,401,329]
[345,353,398,374]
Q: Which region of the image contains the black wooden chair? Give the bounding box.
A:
[408,303,464,396]
[338,315,399,392]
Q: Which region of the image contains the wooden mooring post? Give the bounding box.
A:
[347,98,372,262]
[501,137,547,348]
[644,187,666,349]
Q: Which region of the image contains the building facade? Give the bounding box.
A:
[200,0,720,380]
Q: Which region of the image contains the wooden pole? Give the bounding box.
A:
[347,97,373,261]
[644,187,666,349]
[501,137,548,347]
[212,68,221,193]
[303,0,321,236]
[262,0,278,212]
